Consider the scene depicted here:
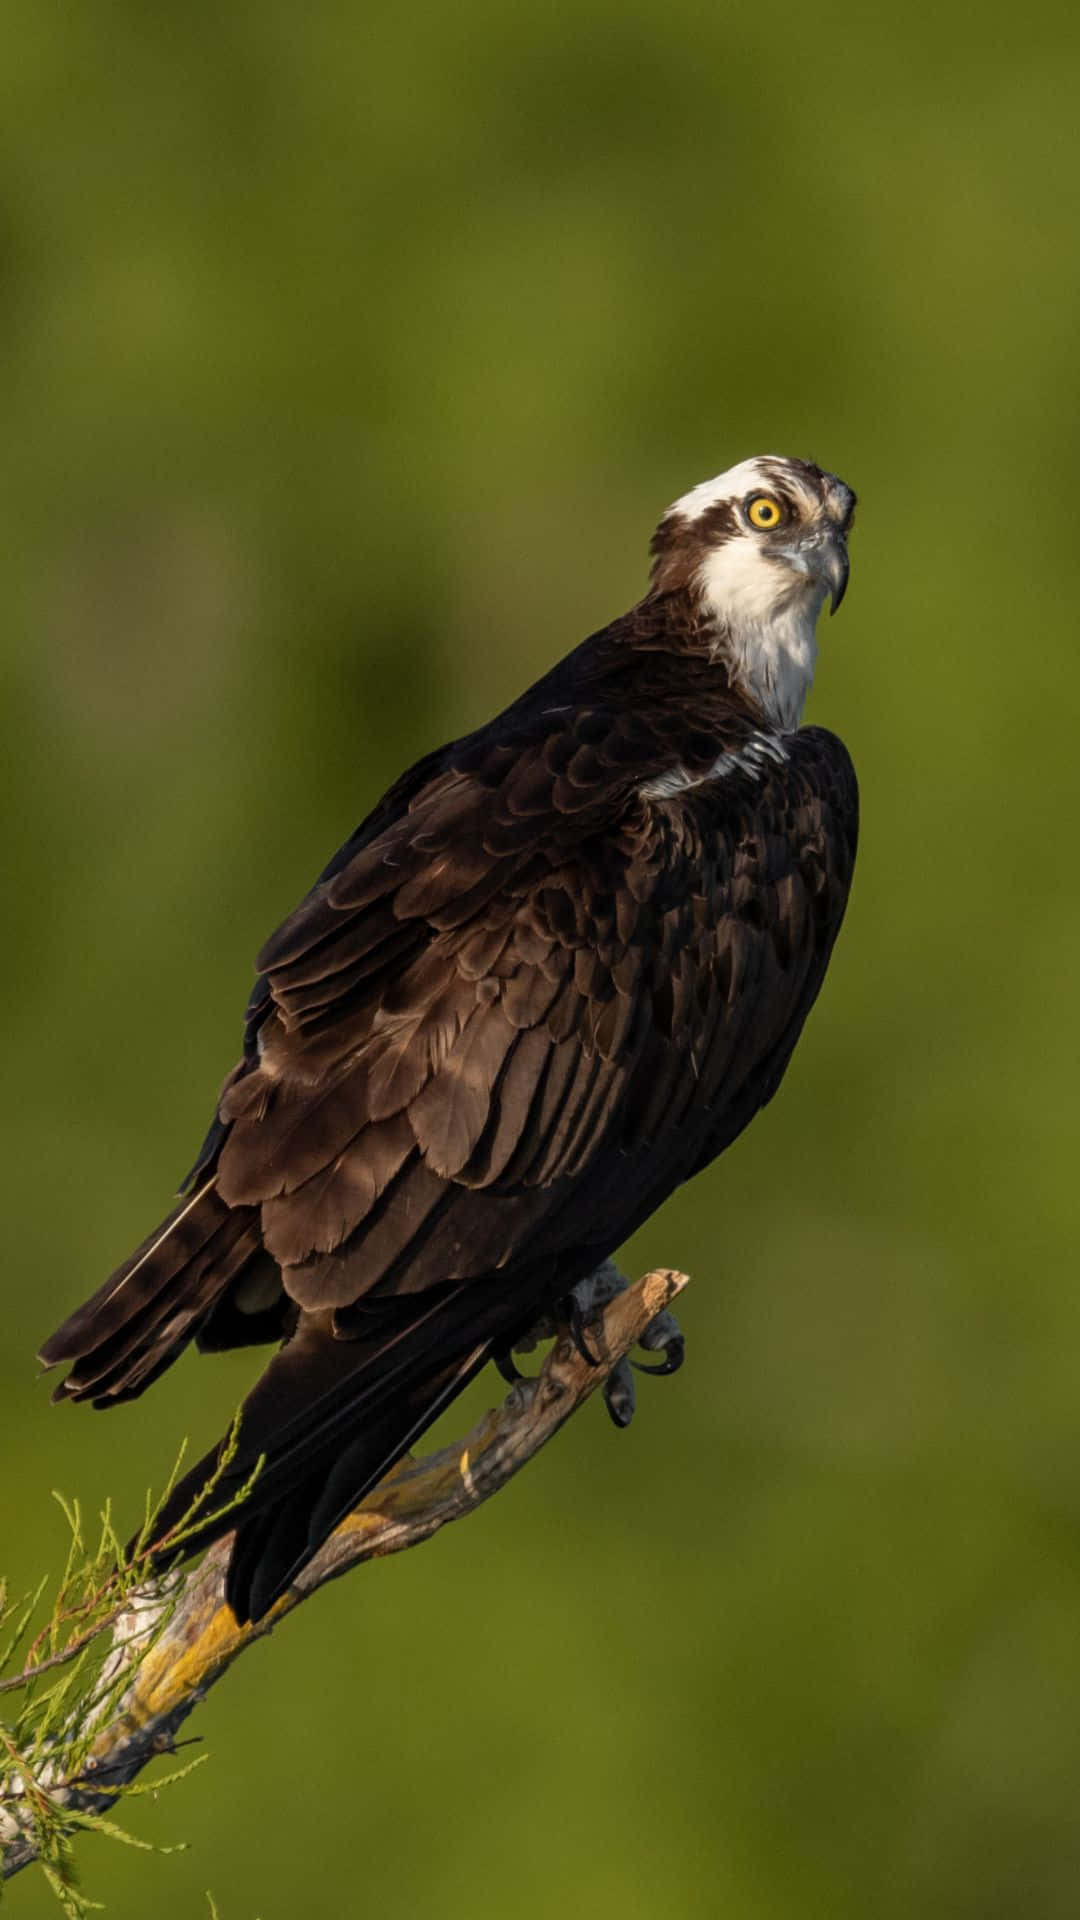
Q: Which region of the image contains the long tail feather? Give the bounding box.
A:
[145,1275,542,1623]
[228,1341,491,1622]
[39,1183,266,1405]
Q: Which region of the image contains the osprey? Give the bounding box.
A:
[40,454,858,1623]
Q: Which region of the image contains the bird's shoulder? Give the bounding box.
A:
[253,625,747,971]
[786,722,859,817]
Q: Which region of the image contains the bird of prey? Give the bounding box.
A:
[40,454,858,1624]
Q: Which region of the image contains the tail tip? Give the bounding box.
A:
[37,1331,70,1370]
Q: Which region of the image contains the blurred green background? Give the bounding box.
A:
[3,0,1079,1914]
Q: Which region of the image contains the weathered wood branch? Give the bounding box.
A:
[0,1266,688,1883]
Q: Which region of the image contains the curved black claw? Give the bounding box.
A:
[494,1346,525,1386]
[603,1356,636,1429]
[633,1308,685,1377]
[563,1290,601,1367]
[554,1262,635,1369]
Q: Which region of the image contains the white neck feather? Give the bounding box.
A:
[698,541,825,731]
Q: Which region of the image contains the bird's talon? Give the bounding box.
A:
[558,1263,627,1368]
[603,1356,636,1428]
[633,1308,685,1376]
[564,1294,601,1367]
[632,1352,681,1376]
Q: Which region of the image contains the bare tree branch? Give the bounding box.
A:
[0,1266,688,1884]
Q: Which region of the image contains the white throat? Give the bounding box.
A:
[698,541,825,731]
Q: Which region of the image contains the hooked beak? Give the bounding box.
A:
[778,526,850,615]
[816,530,850,615]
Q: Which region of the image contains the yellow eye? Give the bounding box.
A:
[746,494,783,530]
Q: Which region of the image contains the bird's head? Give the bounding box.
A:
[648,455,856,729]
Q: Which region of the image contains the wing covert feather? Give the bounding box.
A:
[213,714,856,1310]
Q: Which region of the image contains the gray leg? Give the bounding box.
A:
[511,1259,686,1429]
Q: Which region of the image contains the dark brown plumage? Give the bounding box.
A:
[40,456,859,1623]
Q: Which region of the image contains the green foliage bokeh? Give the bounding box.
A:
[3,1,1079,1913]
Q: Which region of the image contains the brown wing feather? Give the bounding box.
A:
[41,617,858,1624]
[223,724,854,1313]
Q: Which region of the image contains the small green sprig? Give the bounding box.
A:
[0,1419,258,1910]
